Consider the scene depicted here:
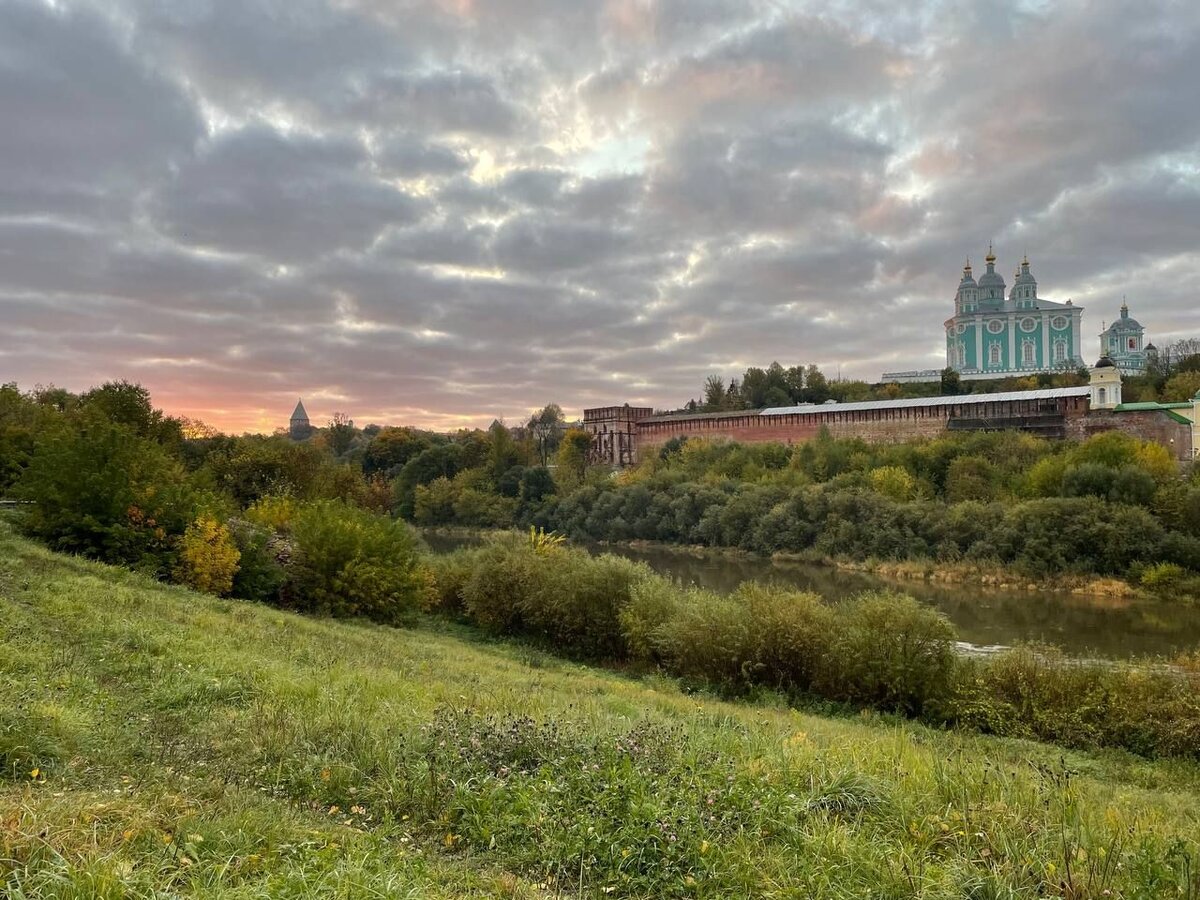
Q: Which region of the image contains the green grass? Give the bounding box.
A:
[2,523,1199,898]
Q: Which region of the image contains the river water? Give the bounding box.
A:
[422,532,1200,660]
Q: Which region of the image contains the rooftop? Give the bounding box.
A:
[760,386,1090,417]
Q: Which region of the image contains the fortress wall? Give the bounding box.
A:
[634,395,1093,461]
[1066,410,1193,461]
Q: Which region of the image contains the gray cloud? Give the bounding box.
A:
[1,0,1198,431]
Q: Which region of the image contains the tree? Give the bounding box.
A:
[702,375,726,411]
[528,404,564,465]
[1162,371,1200,402]
[393,444,466,518]
[327,412,356,457]
[488,420,523,480]
[802,366,830,404]
[362,427,435,477]
[80,380,182,446]
[940,367,961,396]
[15,412,196,570]
[520,466,556,506]
[555,429,594,489]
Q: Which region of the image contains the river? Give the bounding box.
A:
[422,532,1200,660]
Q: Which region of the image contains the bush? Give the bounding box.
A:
[457,538,650,658]
[173,515,240,595]
[15,414,196,573]
[824,592,957,715]
[424,548,482,617]
[653,589,755,687]
[868,466,916,501]
[953,647,1200,756]
[620,576,686,664]
[736,582,836,692]
[459,539,541,634]
[287,501,424,625]
[226,519,285,604]
[519,551,650,659]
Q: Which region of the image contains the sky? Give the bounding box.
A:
[2,0,1199,434]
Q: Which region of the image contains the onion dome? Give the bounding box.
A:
[1094,356,1117,369]
[977,245,1006,290]
[959,258,976,286]
[1013,253,1036,286]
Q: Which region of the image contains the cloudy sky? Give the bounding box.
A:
[2,0,1199,432]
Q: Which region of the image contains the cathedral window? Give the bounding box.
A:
[1022,341,1035,365]
[987,319,1004,334]
[1020,317,1036,333]
[1051,316,1067,330]
[988,344,1001,366]
[1054,341,1066,362]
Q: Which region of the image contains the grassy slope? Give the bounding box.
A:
[1,523,1199,899]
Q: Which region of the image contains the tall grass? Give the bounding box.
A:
[2,523,1199,897]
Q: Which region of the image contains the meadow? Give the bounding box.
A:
[3,523,1200,898]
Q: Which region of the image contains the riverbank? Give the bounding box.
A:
[3,526,1199,897]
[421,525,1150,599]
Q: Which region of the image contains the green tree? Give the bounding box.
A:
[802,365,830,404]
[16,413,196,571]
[80,380,182,446]
[702,375,726,411]
[362,427,435,477]
[555,429,594,489]
[326,412,356,457]
[940,367,961,396]
[528,404,564,465]
[1162,371,1200,402]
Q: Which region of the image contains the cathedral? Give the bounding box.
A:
[1099,301,1150,375]
[945,247,1085,376]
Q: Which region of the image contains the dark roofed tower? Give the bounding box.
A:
[289,398,312,440]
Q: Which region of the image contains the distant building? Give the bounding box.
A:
[289,398,313,440]
[944,247,1085,377]
[881,249,1087,384]
[1099,301,1149,375]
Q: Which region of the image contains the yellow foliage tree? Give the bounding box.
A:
[868,465,916,501]
[175,515,241,595]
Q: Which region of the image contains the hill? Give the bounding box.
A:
[2,523,1199,898]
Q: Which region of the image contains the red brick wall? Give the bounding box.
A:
[1065,410,1193,461]
[631,395,1184,462]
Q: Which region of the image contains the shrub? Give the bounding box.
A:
[459,538,541,634]
[735,582,836,692]
[1140,561,1187,592]
[653,589,755,687]
[620,576,686,664]
[423,549,480,616]
[518,551,650,659]
[244,495,299,532]
[227,519,285,604]
[824,592,957,715]
[287,501,424,625]
[15,414,196,573]
[953,647,1200,756]
[173,515,240,595]
[413,476,458,525]
[868,466,916,501]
